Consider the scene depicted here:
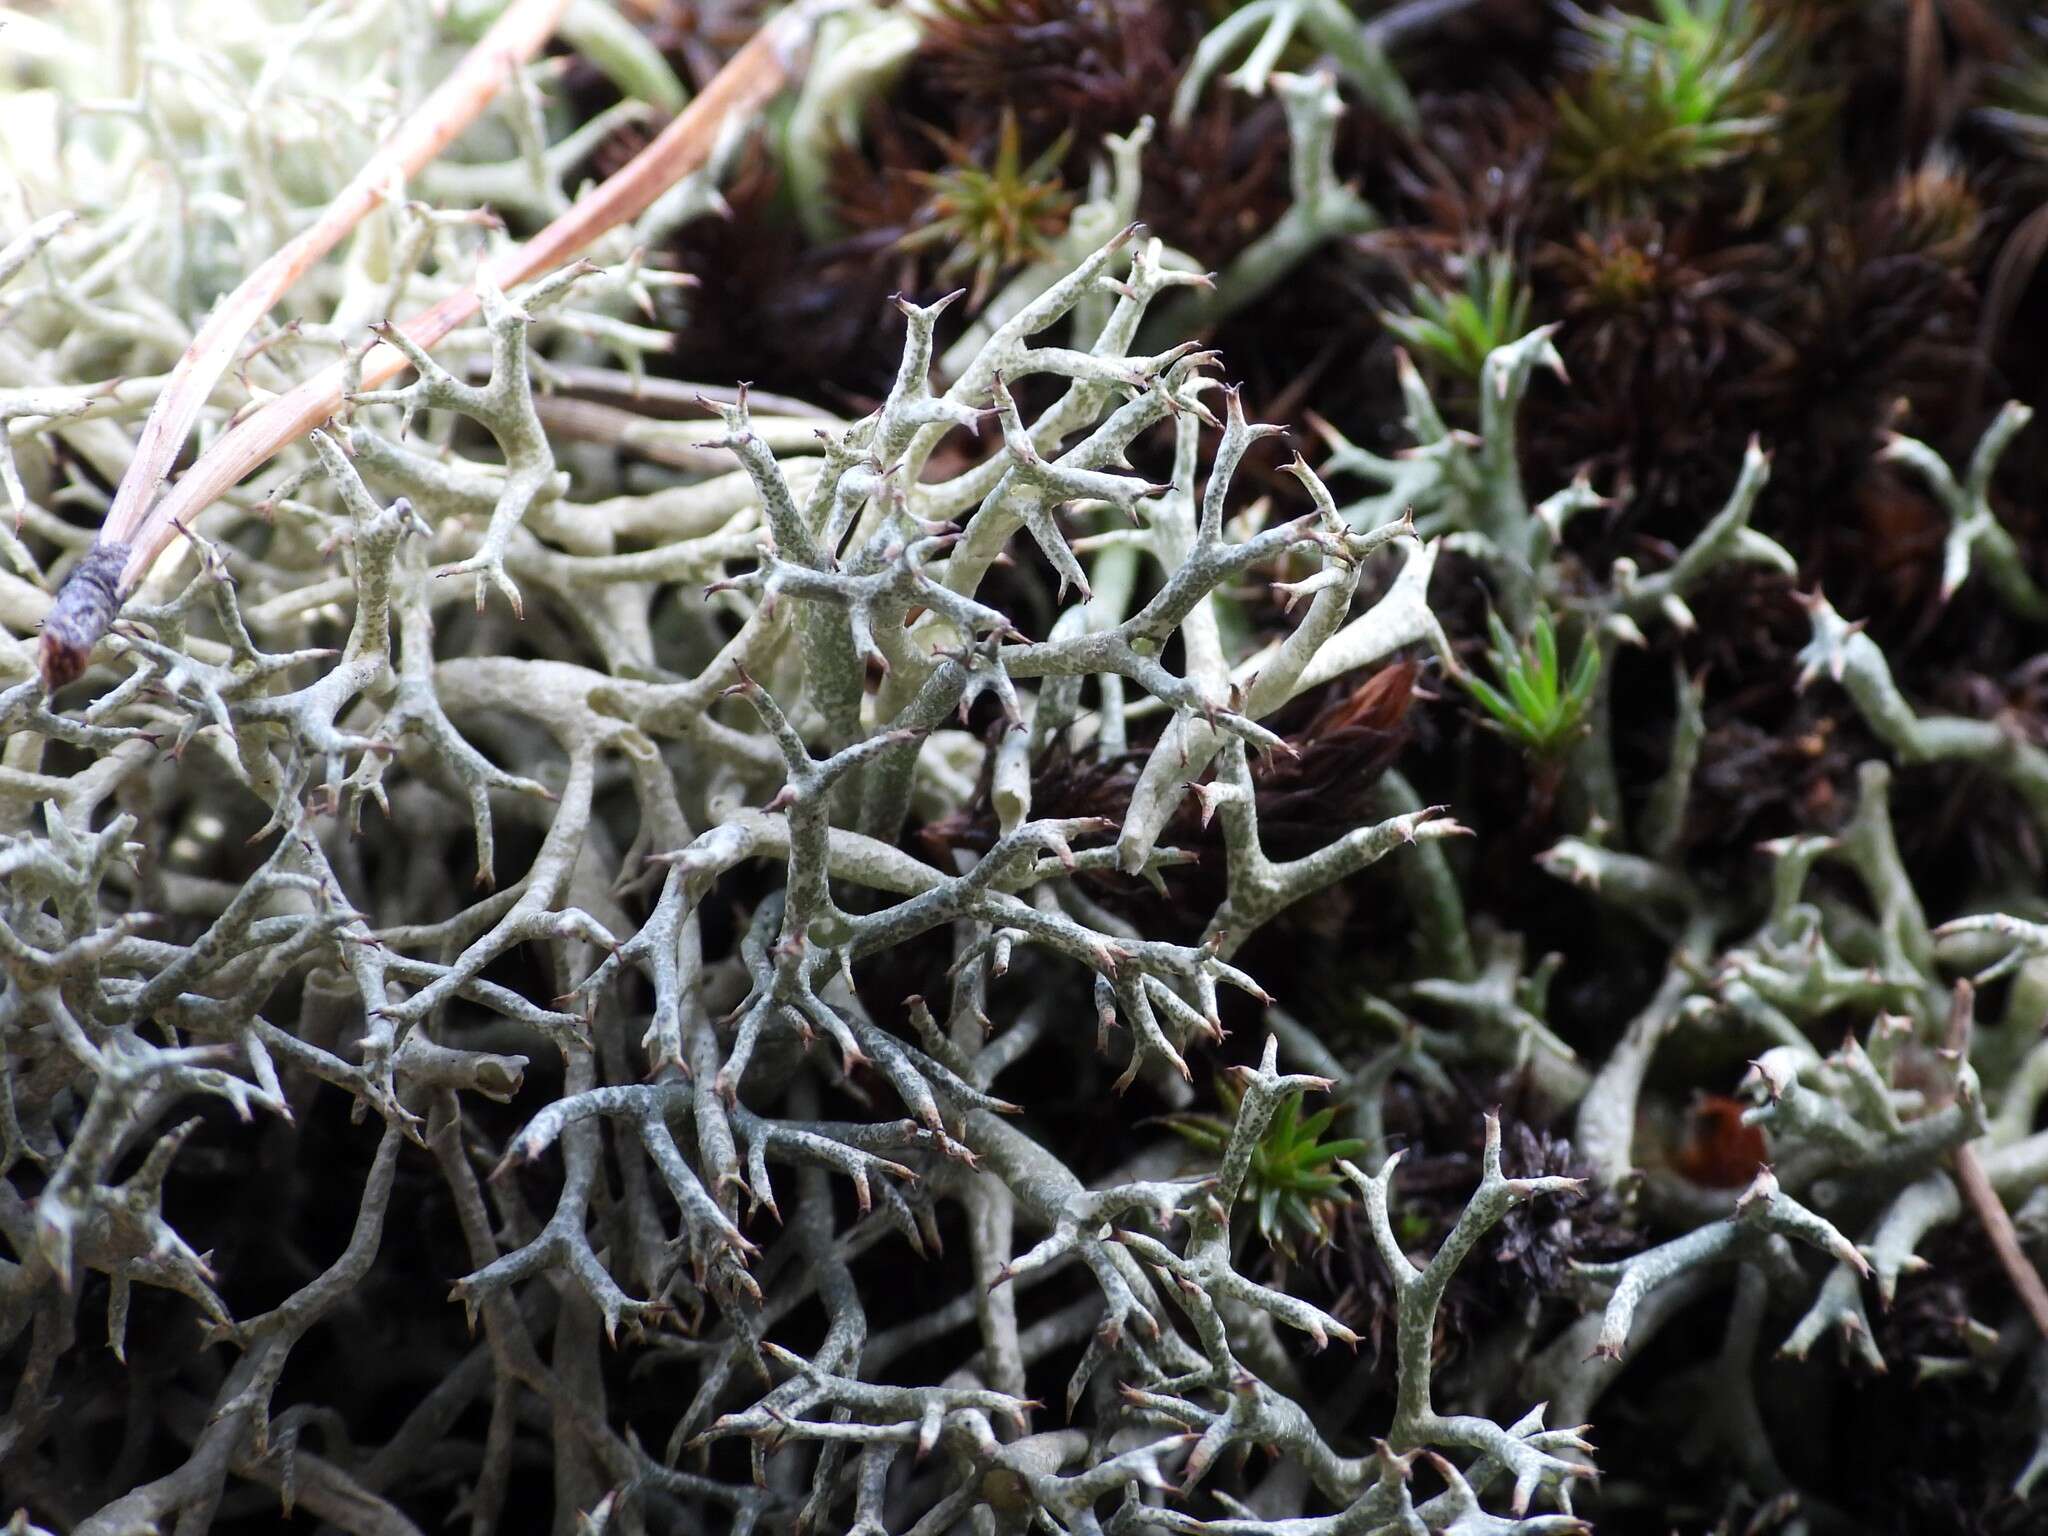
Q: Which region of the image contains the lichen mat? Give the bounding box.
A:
[5,3,2048,1534]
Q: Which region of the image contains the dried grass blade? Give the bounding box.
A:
[99,0,575,555]
[41,4,819,692]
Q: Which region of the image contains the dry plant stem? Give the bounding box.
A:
[37,0,575,687]
[99,0,572,553]
[1947,981,2048,1341]
[38,3,820,692]
[1955,1146,2048,1338]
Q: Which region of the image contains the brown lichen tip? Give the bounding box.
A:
[38,541,133,692]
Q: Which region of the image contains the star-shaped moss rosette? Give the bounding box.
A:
[897,109,1076,309]
[1157,1074,1369,1256]
[1460,607,1602,760]
[1551,0,1815,217]
[1380,251,1535,383]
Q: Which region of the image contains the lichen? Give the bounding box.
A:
[5,4,2048,1534]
